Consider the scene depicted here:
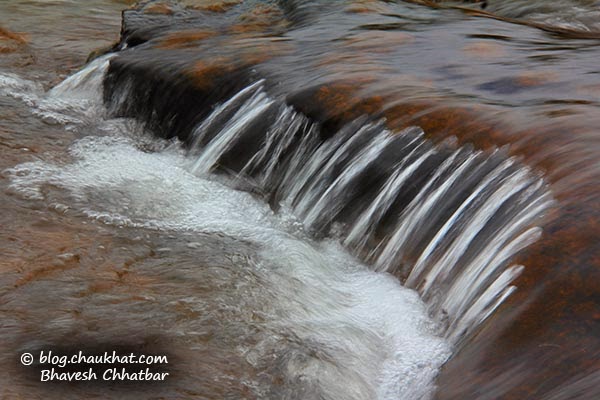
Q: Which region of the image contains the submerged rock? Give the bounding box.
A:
[0,26,27,54]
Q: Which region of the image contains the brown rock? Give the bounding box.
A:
[0,26,27,53]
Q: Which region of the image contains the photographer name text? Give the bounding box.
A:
[21,350,170,382]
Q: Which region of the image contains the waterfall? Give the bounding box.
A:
[5,62,453,400]
[177,81,553,343]
[0,55,111,125]
[5,64,551,344]
[3,58,553,398]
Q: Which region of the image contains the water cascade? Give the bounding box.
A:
[3,0,599,399]
[3,42,551,400]
[156,80,553,344]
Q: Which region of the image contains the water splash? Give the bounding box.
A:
[181,81,553,343]
[5,60,452,400]
[4,58,552,399]
[0,55,110,126]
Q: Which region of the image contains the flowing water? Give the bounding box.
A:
[1,1,599,399]
[479,0,600,32]
[3,49,452,400]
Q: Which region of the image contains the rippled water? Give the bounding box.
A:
[425,0,600,33]
[483,0,600,32]
[1,19,454,400]
[2,54,453,400]
[1,1,599,399]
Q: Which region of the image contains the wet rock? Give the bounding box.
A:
[344,0,392,14]
[0,26,28,54]
[98,1,600,398]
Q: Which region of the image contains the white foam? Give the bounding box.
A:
[5,132,451,399]
[0,55,110,126]
[0,72,42,106]
[3,55,453,398]
[6,135,276,234]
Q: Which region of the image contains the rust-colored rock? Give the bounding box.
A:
[0,26,28,53]
[0,26,27,44]
[228,3,288,34]
[345,0,392,14]
[156,29,217,49]
[142,2,174,15]
[94,1,600,397]
[187,56,235,89]
[180,0,242,13]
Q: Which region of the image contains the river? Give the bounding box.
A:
[1,1,599,399]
